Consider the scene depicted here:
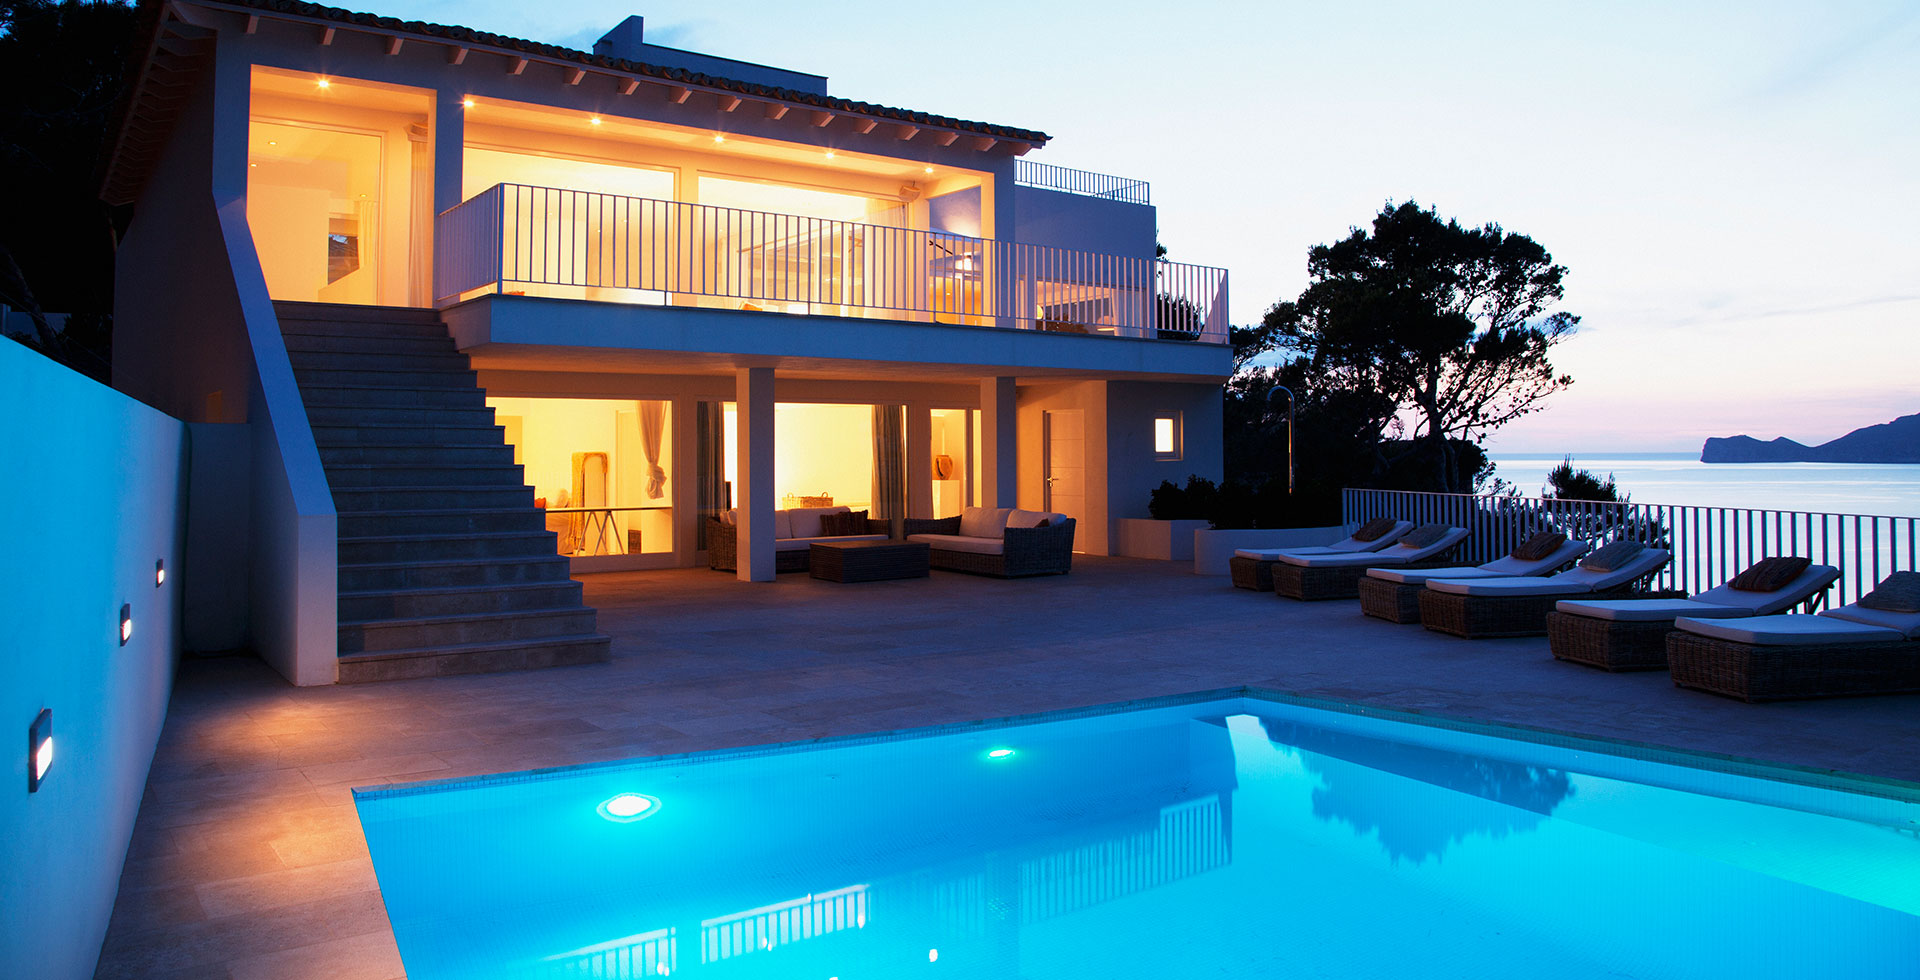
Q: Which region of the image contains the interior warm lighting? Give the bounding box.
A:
[155,559,165,587]
[27,708,51,793]
[986,748,1015,759]
[119,604,132,646]
[589,115,604,126]
[1155,417,1176,454]
[598,792,661,822]
[315,77,331,89]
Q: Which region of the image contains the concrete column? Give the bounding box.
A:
[432,88,466,213]
[670,395,699,568]
[906,405,933,519]
[735,367,776,582]
[979,376,1017,507]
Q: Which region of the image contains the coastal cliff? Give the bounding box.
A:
[1702,412,1920,464]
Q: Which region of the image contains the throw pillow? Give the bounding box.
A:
[1352,518,1398,542]
[1857,571,1920,613]
[1510,532,1567,561]
[1579,539,1645,572]
[1397,524,1450,549]
[1728,556,1812,593]
[819,510,870,536]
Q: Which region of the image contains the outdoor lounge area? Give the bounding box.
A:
[95,556,1920,979]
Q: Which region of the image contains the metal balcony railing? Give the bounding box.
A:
[1015,160,1152,205]
[434,183,1224,342]
[1343,488,1919,606]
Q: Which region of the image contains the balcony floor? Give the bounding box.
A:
[99,557,1920,978]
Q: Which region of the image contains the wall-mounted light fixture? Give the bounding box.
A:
[119,603,132,646]
[462,98,476,109]
[28,709,52,793]
[155,559,166,587]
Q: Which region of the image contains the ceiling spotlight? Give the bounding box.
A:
[462,98,475,109]
[924,166,934,174]
[824,149,836,159]
[315,77,331,90]
[713,133,725,143]
[589,116,603,126]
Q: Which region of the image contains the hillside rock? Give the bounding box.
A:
[1702,413,1920,463]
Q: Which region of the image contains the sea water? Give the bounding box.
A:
[356,693,1920,979]
[1490,452,1920,517]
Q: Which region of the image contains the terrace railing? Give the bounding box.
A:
[434,183,1225,342]
[1343,488,1918,607]
[1014,159,1152,205]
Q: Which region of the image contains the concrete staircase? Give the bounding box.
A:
[276,301,612,682]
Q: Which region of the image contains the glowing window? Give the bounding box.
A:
[1153,414,1182,460]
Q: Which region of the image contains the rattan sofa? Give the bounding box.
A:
[904,509,1076,577]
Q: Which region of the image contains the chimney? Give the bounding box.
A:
[593,16,646,60]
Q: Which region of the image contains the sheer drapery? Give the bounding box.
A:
[639,400,666,498]
[871,404,906,520]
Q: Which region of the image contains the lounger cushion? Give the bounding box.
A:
[1673,614,1905,646]
[1397,524,1451,549]
[1428,577,1595,597]
[1728,556,1811,593]
[1689,564,1840,615]
[1235,546,1338,560]
[1555,598,1756,622]
[1352,518,1398,541]
[1280,552,1408,568]
[1579,540,1645,572]
[958,507,1013,538]
[1857,571,1920,614]
[906,533,1003,555]
[1511,532,1567,561]
[1821,604,1920,639]
[1368,566,1507,584]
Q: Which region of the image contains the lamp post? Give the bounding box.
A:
[1268,385,1295,494]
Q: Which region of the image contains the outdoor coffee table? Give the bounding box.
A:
[809,539,930,583]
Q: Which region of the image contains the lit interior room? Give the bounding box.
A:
[486,396,673,558]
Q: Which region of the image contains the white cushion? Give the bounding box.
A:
[1483,539,1592,576]
[1822,604,1920,639]
[778,533,886,551]
[1281,552,1409,568]
[770,509,794,540]
[1554,598,1756,622]
[1674,614,1905,646]
[906,533,1004,555]
[1236,547,1335,560]
[1689,565,1841,615]
[785,506,849,539]
[1007,509,1065,529]
[959,507,1012,538]
[721,508,738,526]
[1427,576,1596,597]
[1368,566,1506,585]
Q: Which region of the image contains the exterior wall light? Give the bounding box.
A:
[120,603,132,646]
[28,708,52,793]
[462,98,475,109]
[155,559,165,587]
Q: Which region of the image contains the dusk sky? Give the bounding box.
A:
[387,0,1918,452]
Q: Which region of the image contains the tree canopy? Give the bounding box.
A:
[1239,200,1578,492]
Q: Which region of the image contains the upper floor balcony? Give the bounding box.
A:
[433,182,1227,344]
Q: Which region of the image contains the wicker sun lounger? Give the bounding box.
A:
[1228,520,1414,591]
[1418,545,1673,638]
[1665,574,1920,701]
[1357,536,1591,624]
[1271,526,1470,601]
[1547,560,1839,671]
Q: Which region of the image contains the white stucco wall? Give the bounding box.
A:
[0,343,185,980]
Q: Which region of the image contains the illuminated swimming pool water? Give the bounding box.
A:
[354,691,1920,978]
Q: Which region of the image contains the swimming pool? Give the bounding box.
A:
[355,690,1920,978]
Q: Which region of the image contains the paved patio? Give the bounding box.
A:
[97,557,1920,979]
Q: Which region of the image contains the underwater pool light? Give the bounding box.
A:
[986,748,1015,759]
[598,792,661,823]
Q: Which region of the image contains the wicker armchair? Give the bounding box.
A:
[904,516,1077,577]
[705,516,890,573]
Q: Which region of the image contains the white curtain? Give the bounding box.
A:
[639,400,667,499]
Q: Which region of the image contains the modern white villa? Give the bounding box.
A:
[102,0,1231,685]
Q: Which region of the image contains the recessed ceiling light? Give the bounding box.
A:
[315,77,331,89]
[824,149,835,159]
[589,116,603,126]
[462,98,475,109]
[924,166,934,174]
[713,133,725,143]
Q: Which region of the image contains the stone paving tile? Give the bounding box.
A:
[96,557,1920,978]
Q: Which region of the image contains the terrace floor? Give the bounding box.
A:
[98,557,1920,979]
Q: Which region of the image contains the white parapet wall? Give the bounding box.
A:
[0,342,185,979]
[1113,519,1212,561]
[1192,526,1348,575]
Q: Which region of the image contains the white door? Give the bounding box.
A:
[1043,410,1086,550]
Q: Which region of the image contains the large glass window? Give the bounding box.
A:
[247,68,431,306]
[487,397,673,556]
[930,408,972,519]
[703,401,906,518]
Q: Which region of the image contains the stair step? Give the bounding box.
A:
[275,300,443,326]
[304,404,497,427]
[339,606,600,654]
[294,366,479,389]
[288,349,471,372]
[312,422,505,447]
[282,332,458,355]
[338,555,576,591]
[337,507,546,537]
[330,484,535,512]
[320,443,515,466]
[299,384,487,409]
[323,462,527,488]
[338,530,558,564]
[336,634,613,683]
[339,581,586,621]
